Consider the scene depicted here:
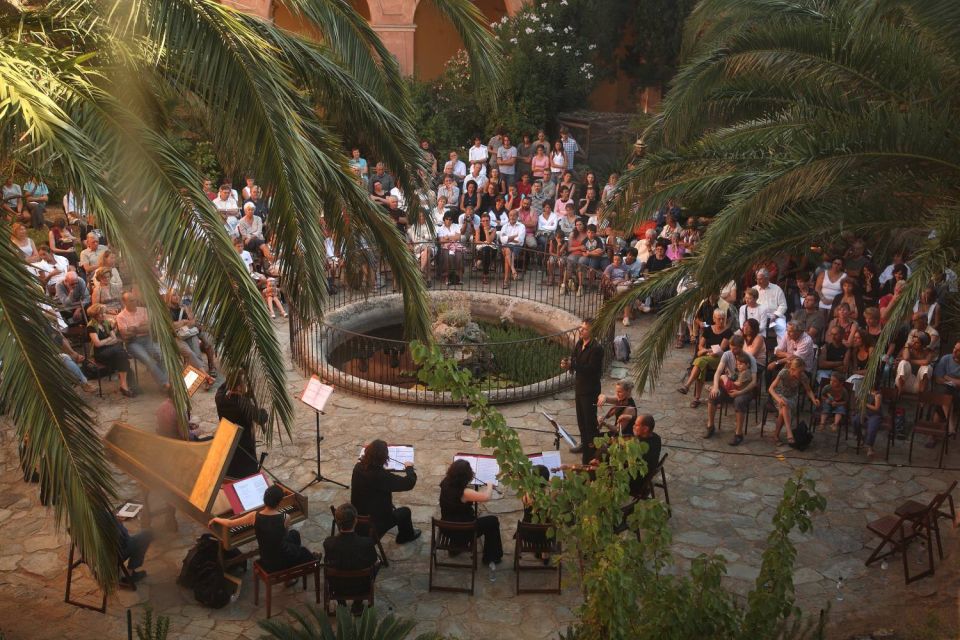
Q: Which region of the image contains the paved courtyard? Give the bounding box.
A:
[0,315,957,639]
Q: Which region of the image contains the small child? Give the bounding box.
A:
[263,277,286,319]
[820,371,848,432]
[720,353,754,394]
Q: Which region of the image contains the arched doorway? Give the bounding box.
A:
[413,0,507,80]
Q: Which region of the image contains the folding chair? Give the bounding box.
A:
[513,521,562,595]
[643,453,671,515]
[894,480,958,561]
[864,511,934,584]
[329,505,389,567]
[428,518,478,595]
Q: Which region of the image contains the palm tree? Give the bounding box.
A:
[602,0,960,396]
[0,0,500,588]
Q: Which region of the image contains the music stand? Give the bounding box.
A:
[540,411,578,450]
[298,377,348,491]
[181,365,206,397]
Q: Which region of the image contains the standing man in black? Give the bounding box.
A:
[215,374,268,479]
[561,318,605,464]
[350,440,421,544]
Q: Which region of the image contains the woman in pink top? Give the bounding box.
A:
[531,144,550,180]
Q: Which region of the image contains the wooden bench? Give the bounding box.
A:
[253,558,322,618]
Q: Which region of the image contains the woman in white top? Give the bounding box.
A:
[549,140,566,183]
[738,287,769,334]
[11,223,40,263]
[468,137,489,175]
[815,257,846,312]
[913,285,941,329]
[407,211,436,282]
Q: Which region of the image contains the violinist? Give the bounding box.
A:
[350,440,421,544]
[596,380,637,437]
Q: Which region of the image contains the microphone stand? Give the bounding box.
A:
[299,410,349,492]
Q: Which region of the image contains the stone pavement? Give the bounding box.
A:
[0,314,957,640]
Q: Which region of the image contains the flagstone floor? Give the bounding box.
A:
[0,315,957,639]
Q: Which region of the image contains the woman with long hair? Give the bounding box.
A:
[350,439,421,544]
[741,317,767,369]
[48,218,78,266]
[549,140,566,183]
[474,214,498,285]
[86,302,134,397]
[438,459,503,566]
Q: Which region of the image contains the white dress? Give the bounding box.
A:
[819,271,845,311]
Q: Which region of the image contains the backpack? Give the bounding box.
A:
[790,421,813,451]
[613,334,631,362]
[177,534,235,608]
[177,534,220,589]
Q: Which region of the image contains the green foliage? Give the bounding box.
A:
[258,605,434,640]
[412,341,828,640]
[481,322,566,386]
[135,606,170,640]
[626,0,697,88]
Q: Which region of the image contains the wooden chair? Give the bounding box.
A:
[829,382,858,453]
[878,388,901,461]
[65,540,135,614]
[428,517,478,595]
[322,565,377,616]
[894,480,958,561]
[909,392,954,468]
[328,505,389,567]
[864,511,934,585]
[642,453,671,515]
[513,521,561,595]
[253,557,322,619]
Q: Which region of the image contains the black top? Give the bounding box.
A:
[215,383,268,479]
[477,225,495,244]
[323,531,378,596]
[350,464,417,535]
[646,255,672,273]
[87,320,114,355]
[610,398,637,436]
[254,512,292,572]
[703,326,733,350]
[627,433,662,497]
[462,192,478,210]
[439,482,474,522]
[824,342,847,363]
[571,338,604,396]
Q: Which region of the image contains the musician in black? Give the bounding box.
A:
[626,414,662,498]
[350,440,421,544]
[323,503,379,615]
[439,459,503,566]
[215,375,267,479]
[208,485,318,572]
[596,380,637,437]
[561,318,605,464]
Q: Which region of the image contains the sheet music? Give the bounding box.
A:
[528,451,564,479]
[357,445,415,471]
[454,454,500,486]
[232,474,269,512]
[301,377,334,412]
[183,370,200,389]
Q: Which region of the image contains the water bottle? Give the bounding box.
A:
[488,561,497,583]
[835,576,844,601]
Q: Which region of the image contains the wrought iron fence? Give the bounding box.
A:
[290,246,609,405]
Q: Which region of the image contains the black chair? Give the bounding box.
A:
[329,505,389,567]
[909,392,954,468]
[513,521,561,595]
[643,453,671,515]
[428,517,478,595]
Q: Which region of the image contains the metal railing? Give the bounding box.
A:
[290,246,609,405]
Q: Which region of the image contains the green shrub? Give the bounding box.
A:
[481,321,566,386]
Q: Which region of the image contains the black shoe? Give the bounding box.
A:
[702,426,715,439]
[729,434,743,446]
[396,528,422,544]
[351,601,365,616]
[569,444,584,454]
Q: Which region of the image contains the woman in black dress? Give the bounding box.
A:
[215,375,267,479]
[86,302,134,397]
[439,459,503,566]
[209,485,318,571]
